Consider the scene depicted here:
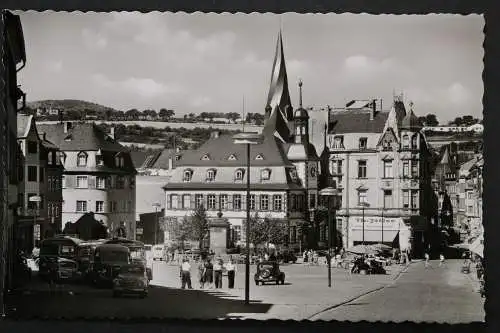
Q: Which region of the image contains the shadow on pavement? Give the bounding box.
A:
[6,284,273,320]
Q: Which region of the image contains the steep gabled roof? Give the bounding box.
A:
[17,114,33,138]
[328,110,389,134]
[151,149,179,169]
[37,122,127,152]
[176,132,293,167]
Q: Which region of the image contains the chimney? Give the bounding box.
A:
[64,121,72,133]
[210,130,220,139]
[168,157,173,170]
[110,127,115,140]
[370,99,377,121]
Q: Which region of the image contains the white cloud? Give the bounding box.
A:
[82,28,107,49]
[45,60,63,73]
[189,96,212,108]
[92,74,183,98]
[447,82,471,105]
[344,55,371,70]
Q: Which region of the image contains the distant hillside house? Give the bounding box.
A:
[36,121,137,239]
[135,148,183,176]
[423,124,483,134]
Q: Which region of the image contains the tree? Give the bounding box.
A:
[159,108,175,120]
[226,112,241,123]
[246,213,287,251]
[253,113,265,125]
[125,108,140,120]
[186,205,210,249]
[424,114,439,127]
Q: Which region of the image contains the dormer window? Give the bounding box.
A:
[183,169,193,182]
[261,168,271,181]
[402,135,410,149]
[47,151,53,165]
[206,169,217,182]
[96,154,104,166]
[115,153,125,168]
[235,168,245,181]
[289,168,298,181]
[359,137,368,150]
[228,154,237,161]
[411,135,418,149]
[255,154,264,160]
[201,154,211,161]
[333,135,344,149]
[59,152,66,165]
[77,152,88,167]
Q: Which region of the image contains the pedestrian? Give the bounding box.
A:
[180,258,192,289]
[225,256,237,289]
[204,258,214,289]
[213,258,223,289]
[424,252,430,268]
[439,253,445,267]
[197,257,206,289]
[264,252,269,261]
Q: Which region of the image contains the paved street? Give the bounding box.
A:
[310,259,485,323]
[5,259,484,322]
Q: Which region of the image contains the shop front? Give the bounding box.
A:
[346,216,411,250]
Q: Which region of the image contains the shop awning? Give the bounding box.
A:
[349,229,399,243]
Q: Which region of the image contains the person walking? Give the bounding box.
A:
[204,258,214,289]
[180,258,192,289]
[213,258,223,289]
[424,252,430,269]
[225,257,237,289]
[197,258,206,289]
[439,253,446,267]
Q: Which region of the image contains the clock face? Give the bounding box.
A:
[310,166,317,177]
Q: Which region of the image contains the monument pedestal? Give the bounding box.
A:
[209,217,230,256]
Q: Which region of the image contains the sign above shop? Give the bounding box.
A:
[350,217,401,229]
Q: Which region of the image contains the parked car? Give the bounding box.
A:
[90,244,130,287]
[254,261,285,285]
[279,251,297,264]
[113,263,149,298]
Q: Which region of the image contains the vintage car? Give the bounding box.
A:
[103,238,152,281]
[38,236,82,282]
[90,244,130,287]
[112,263,149,298]
[254,261,285,285]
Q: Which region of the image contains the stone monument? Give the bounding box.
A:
[209,211,230,256]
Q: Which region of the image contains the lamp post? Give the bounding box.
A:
[152,202,161,245]
[29,195,42,248]
[319,187,340,288]
[233,132,263,305]
[359,201,370,246]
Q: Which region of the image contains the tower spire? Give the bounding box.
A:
[263,30,293,143]
[298,78,303,108]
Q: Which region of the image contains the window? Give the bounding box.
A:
[116,176,125,189]
[249,194,256,210]
[329,160,343,175]
[183,169,193,182]
[129,177,135,189]
[62,176,66,188]
[48,177,53,191]
[235,169,244,181]
[55,204,59,217]
[96,201,104,213]
[255,154,264,160]
[383,190,393,209]
[27,141,38,154]
[220,194,228,210]
[358,160,367,178]
[309,193,316,209]
[333,135,344,149]
[28,166,37,182]
[206,169,216,182]
[27,193,37,209]
[47,151,53,165]
[114,155,125,167]
[59,152,66,164]
[201,154,211,161]
[273,195,283,211]
[182,195,190,209]
[358,190,367,206]
[467,192,473,199]
[109,201,117,213]
[402,135,410,149]
[260,195,270,211]
[228,154,237,161]
[96,154,104,166]
[76,176,88,188]
[411,190,419,209]
[411,135,418,149]
[383,160,393,178]
[403,161,410,178]
[39,167,44,183]
[359,137,368,150]
[170,195,179,209]
[233,194,242,210]
[207,194,217,210]
[77,152,88,167]
[261,168,271,181]
[76,200,87,212]
[411,160,419,177]
[467,205,474,214]
[403,190,410,208]
[96,176,106,189]
[195,194,204,209]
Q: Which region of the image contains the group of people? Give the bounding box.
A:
[179,256,237,290]
[424,252,446,268]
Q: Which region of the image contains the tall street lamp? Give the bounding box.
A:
[233,132,263,305]
[319,187,341,288]
[359,201,370,246]
[152,202,161,245]
[29,195,42,247]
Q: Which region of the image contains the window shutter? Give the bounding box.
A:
[227,195,232,210]
[88,176,96,189]
[241,195,246,210]
[167,195,172,209]
[255,195,260,210]
[65,175,74,188]
[190,195,195,209]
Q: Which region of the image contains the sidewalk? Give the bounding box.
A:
[10,272,104,296]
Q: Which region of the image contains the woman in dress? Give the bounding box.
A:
[204,258,214,289]
[197,258,206,289]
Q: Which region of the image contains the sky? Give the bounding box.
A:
[17,12,484,123]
